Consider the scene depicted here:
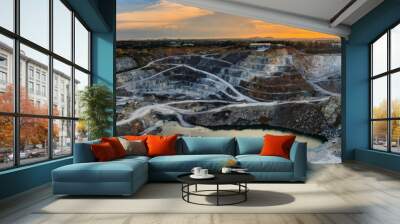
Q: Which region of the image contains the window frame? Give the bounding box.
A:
[0,0,92,171]
[370,21,400,154]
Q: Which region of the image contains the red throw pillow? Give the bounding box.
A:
[101,137,127,158]
[124,135,148,141]
[91,142,117,162]
[260,134,296,159]
[146,135,178,157]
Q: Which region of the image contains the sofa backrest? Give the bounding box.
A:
[74,136,300,160]
[73,139,100,163]
[235,137,264,155]
[177,137,236,155]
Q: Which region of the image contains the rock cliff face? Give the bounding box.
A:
[116,56,138,73]
[116,39,341,163]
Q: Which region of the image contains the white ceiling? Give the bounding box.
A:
[172,0,384,38]
[229,0,352,23]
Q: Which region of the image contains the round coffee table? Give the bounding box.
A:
[177,173,255,206]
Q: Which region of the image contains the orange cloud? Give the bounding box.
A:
[244,20,338,39]
[117,0,212,30]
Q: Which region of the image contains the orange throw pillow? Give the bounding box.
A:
[260,134,296,159]
[124,135,148,141]
[101,137,127,158]
[91,142,117,162]
[146,135,178,157]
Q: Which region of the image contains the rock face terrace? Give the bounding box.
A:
[116,39,341,163]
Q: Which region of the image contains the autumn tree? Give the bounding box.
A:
[372,99,400,143]
[0,85,60,153]
[0,85,14,150]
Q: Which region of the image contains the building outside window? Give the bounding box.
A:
[41,85,46,97]
[35,83,40,95]
[0,54,7,89]
[0,54,7,67]
[28,66,34,80]
[35,70,40,81]
[54,89,58,103]
[41,73,46,83]
[0,71,6,83]
[28,81,34,94]
[0,0,91,170]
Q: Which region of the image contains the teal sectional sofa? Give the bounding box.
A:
[52,137,307,196]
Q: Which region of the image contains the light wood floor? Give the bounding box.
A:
[1,162,400,224]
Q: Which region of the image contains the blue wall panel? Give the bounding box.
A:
[344,0,400,171]
[0,158,72,199]
[91,0,116,135]
[343,44,370,159]
[355,149,400,172]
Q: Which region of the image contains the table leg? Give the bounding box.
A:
[245,183,247,201]
[187,184,190,202]
[181,184,183,199]
[217,184,219,206]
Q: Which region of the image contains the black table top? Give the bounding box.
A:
[177,172,255,185]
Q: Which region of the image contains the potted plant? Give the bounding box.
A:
[79,84,114,140]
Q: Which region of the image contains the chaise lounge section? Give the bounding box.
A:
[52,136,307,196]
[52,141,149,196]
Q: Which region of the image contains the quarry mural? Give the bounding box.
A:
[116,0,342,163]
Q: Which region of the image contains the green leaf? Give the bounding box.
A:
[79,84,114,140]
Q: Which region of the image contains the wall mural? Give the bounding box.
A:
[116,0,342,163]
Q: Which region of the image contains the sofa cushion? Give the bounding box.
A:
[178,137,235,155]
[116,155,150,163]
[118,138,147,156]
[236,137,263,155]
[149,154,235,172]
[101,137,127,158]
[260,134,296,159]
[147,135,178,157]
[53,158,147,183]
[91,142,118,162]
[124,135,148,141]
[236,155,293,172]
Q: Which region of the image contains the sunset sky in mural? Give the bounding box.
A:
[116,0,338,40]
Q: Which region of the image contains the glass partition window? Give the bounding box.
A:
[372,34,387,77]
[19,117,49,165]
[74,69,89,118]
[370,24,400,153]
[53,59,72,117]
[74,69,90,143]
[20,0,49,49]
[0,0,14,32]
[0,116,13,170]
[53,0,72,60]
[0,35,14,113]
[372,77,387,119]
[20,44,49,115]
[372,121,388,151]
[53,119,72,158]
[0,0,91,169]
[74,18,90,70]
[391,24,400,70]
